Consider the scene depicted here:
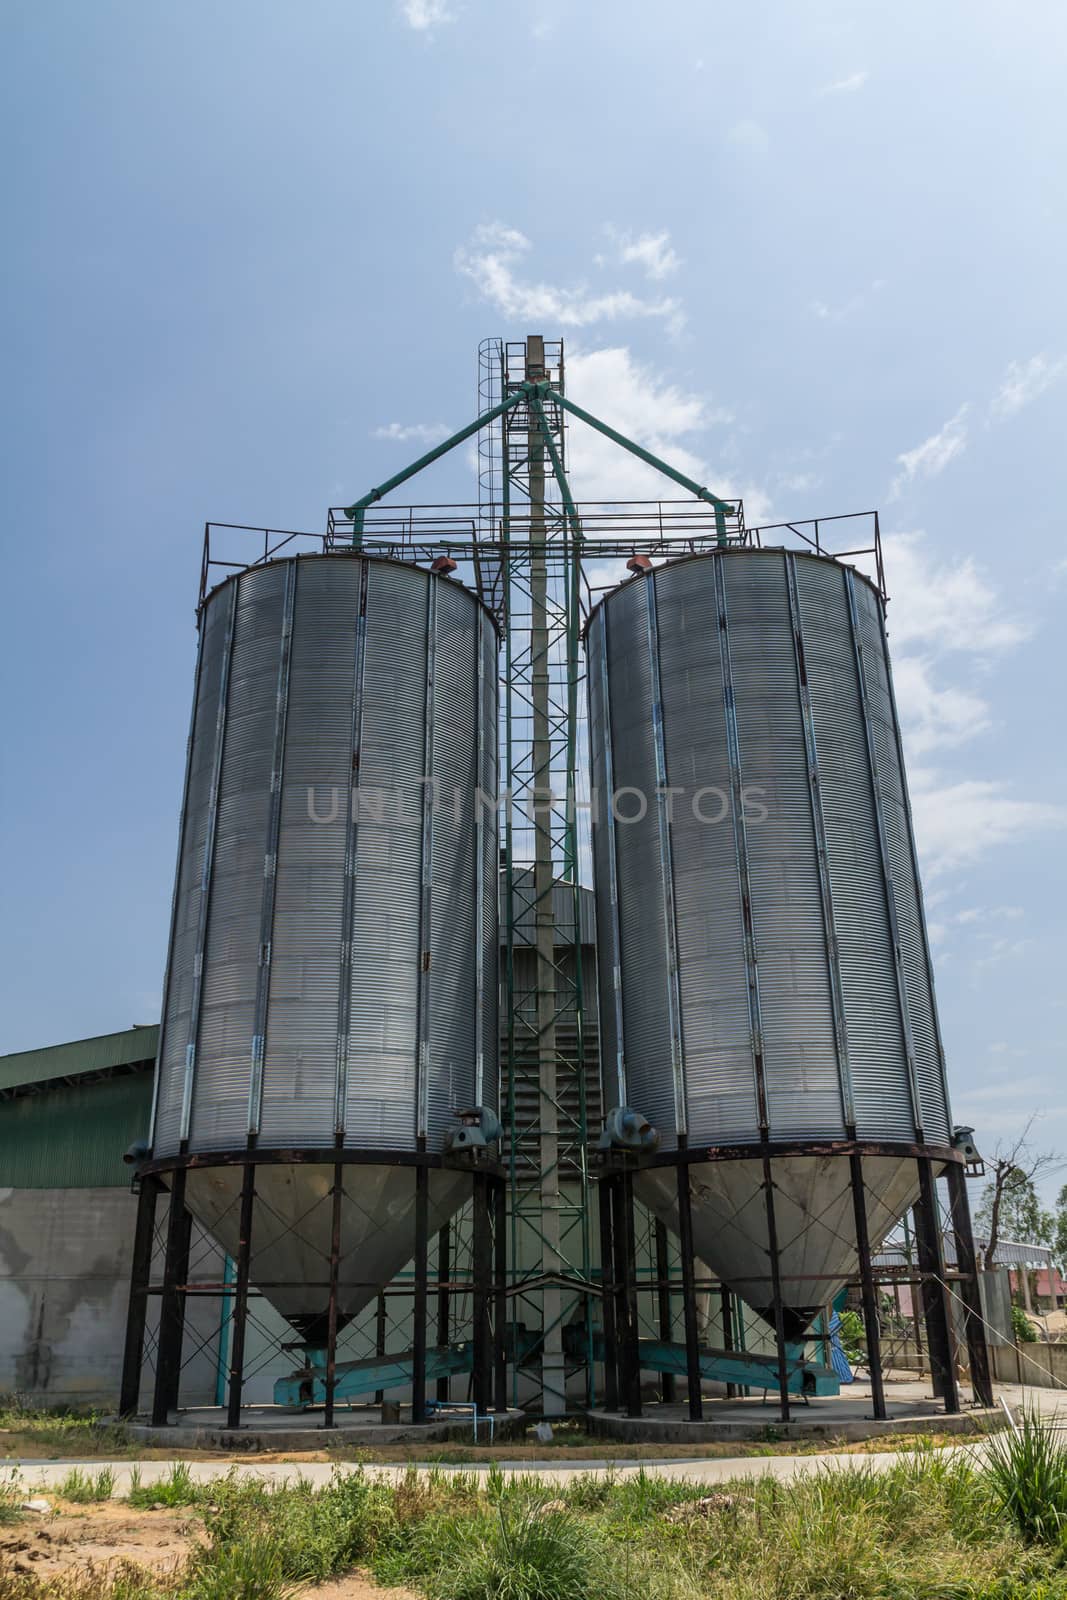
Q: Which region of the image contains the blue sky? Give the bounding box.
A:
[2,1,1065,1185]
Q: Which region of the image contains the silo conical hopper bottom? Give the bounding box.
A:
[183,1163,469,1340]
[635,1154,924,1339]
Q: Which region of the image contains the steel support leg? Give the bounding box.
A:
[324,1160,343,1430]
[850,1151,887,1419]
[720,1284,737,1400]
[472,1171,492,1415]
[618,1170,642,1418]
[152,1169,191,1426]
[436,1221,451,1404]
[493,1175,508,1414]
[411,1163,430,1424]
[226,1162,256,1429]
[761,1151,792,1424]
[945,1160,994,1407]
[597,1176,620,1412]
[914,1158,959,1413]
[676,1159,704,1421]
[374,1293,387,1406]
[654,1220,676,1403]
[120,1176,159,1417]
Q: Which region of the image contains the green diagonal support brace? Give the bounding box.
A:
[543,386,735,545]
[345,378,738,549]
[528,394,583,548]
[344,388,528,547]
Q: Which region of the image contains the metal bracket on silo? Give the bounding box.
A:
[643,572,687,1136]
[784,553,856,1133]
[334,559,371,1139]
[713,559,769,1133]
[415,575,438,1140]
[844,568,924,1141]
[179,578,239,1146]
[593,609,627,1109]
[248,559,297,1138]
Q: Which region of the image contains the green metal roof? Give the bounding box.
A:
[0,1073,154,1187]
[0,1024,159,1095]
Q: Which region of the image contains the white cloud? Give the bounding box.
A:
[909,770,1067,877]
[953,905,1024,925]
[454,223,684,331]
[821,71,869,94]
[563,346,770,520]
[728,119,769,153]
[603,228,682,281]
[398,0,454,30]
[879,530,1029,653]
[989,353,1067,420]
[889,405,969,498]
[810,279,885,322]
[891,657,990,754]
[779,471,822,494]
[372,421,452,445]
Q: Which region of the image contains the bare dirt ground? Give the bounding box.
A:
[307,1577,418,1598]
[0,1502,203,1584]
[0,1505,413,1597]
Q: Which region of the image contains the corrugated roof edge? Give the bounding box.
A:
[0,1024,160,1094]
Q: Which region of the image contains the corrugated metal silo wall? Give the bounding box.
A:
[588,549,950,1148]
[153,556,498,1157]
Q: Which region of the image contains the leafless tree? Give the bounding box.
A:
[974,1115,1064,1273]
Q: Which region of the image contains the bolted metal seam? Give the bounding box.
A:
[878,595,953,1141]
[415,575,438,1139]
[334,559,371,1139]
[644,572,687,1136]
[713,557,769,1133]
[784,552,855,1133]
[844,568,924,1141]
[179,579,238,1145]
[248,559,297,1138]
[149,586,208,1149]
[593,607,627,1108]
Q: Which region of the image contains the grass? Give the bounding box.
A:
[985,1409,1067,1544]
[0,1468,22,1526]
[0,1401,134,1464]
[125,1463,200,1509]
[57,1468,116,1505]
[6,1423,1067,1599]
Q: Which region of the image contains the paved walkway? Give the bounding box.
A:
[8,1381,1063,1497]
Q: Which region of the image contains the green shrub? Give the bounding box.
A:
[1013,1304,1040,1343]
[425,1499,629,1600]
[838,1308,865,1362]
[984,1412,1067,1543]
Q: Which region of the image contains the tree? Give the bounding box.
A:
[971,1117,1061,1272]
[1054,1184,1067,1271]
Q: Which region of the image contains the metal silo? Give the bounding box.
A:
[588,547,962,1369]
[143,553,499,1416]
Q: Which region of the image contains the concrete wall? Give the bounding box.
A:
[990,1340,1067,1391]
[0,1186,293,1410]
[0,1187,140,1404]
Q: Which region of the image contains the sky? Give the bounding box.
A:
[2,0,1065,1194]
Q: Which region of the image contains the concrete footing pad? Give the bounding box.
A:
[585,1393,1001,1444]
[122,1404,526,1452]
